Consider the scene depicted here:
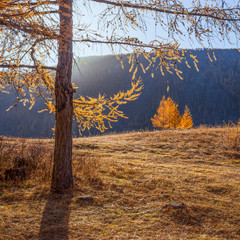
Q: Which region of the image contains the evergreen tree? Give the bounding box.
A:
[180,106,193,129]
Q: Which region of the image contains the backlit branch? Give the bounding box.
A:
[74,38,176,50]
[8,1,58,6]
[0,19,58,39]
[0,64,56,71]
[92,0,240,22]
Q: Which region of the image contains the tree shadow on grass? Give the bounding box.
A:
[38,190,73,240]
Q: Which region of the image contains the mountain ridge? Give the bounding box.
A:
[0,49,240,137]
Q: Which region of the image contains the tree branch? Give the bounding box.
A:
[9,1,58,6]
[0,18,58,39]
[74,39,175,50]
[91,0,239,22]
[0,64,57,71]
[1,11,59,18]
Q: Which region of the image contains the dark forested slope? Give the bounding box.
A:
[0,49,240,137]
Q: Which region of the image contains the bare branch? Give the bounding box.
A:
[0,64,56,71]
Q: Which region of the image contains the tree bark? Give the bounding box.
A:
[51,0,74,192]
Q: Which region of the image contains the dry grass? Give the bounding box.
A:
[0,138,54,182]
[0,127,240,239]
[222,122,240,160]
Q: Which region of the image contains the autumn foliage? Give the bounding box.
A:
[180,106,194,129]
[151,96,193,129]
[0,0,239,191]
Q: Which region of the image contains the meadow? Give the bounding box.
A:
[0,126,239,239]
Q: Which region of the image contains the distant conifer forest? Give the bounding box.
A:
[0,49,240,138]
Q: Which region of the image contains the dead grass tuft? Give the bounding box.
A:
[162,203,201,226]
[205,184,231,195]
[222,121,240,157]
[73,154,103,187]
[0,138,54,183]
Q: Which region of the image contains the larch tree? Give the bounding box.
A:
[167,97,181,129]
[180,106,193,129]
[0,0,239,192]
[151,96,181,129]
[151,96,169,128]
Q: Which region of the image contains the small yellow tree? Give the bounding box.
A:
[151,96,169,128]
[151,96,181,129]
[152,98,193,129]
[179,106,193,129]
[167,98,181,129]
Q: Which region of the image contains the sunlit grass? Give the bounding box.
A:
[0,126,240,239]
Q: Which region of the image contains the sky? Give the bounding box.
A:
[73,0,239,57]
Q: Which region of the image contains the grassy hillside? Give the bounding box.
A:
[0,127,240,239]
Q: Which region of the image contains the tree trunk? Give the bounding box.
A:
[51,0,74,192]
